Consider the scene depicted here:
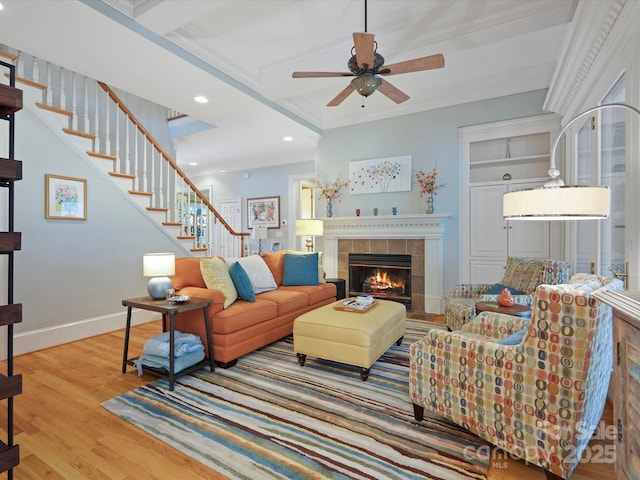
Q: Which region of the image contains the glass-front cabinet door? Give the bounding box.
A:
[574,75,627,285]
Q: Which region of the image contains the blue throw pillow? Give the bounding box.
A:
[487,283,526,295]
[498,328,528,345]
[283,253,319,286]
[229,262,255,302]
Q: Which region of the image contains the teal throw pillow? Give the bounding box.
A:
[283,253,319,286]
[487,283,526,295]
[229,262,255,302]
[498,328,528,345]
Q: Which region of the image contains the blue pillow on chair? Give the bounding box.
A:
[283,253,319,286]
[229,262,255,302]
[497,328,528,345]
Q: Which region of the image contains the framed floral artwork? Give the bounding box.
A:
[247,196,280,229]
[45,174,87,220]
[349,155,412,194]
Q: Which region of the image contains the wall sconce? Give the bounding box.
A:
[502,103,640,220]
[296,219,324,252]
[143,253,175,299]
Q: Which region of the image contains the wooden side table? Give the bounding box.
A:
[121,296,214,391]
[475,301,531,317]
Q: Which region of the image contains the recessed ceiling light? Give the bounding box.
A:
[283,136,293,142]
[189,162,198,166]
[194,96,208,104]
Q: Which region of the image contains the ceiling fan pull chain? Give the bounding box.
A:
[364,0,368,32]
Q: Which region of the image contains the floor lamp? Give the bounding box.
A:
[502,103,640,221]
[295,219,324,252]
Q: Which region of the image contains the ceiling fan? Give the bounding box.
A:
[292,0,445,107]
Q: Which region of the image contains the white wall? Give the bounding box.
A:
[7,104,186,355]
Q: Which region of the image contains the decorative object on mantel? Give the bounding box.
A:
[416,167,444,214]
[315,176,349,218]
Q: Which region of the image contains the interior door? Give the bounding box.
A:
[574,76,627,284]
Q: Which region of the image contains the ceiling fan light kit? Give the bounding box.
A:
[291,0,445,107]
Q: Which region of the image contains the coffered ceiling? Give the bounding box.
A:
[0,0,577,174]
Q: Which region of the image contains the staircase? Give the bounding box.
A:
[0,46,249,257]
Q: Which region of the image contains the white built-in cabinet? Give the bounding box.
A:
[460,114,563,284]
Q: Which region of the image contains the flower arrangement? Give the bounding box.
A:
[315,176,350,202]
[416,168,445,197]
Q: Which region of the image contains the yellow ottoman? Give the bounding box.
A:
[293,299,406,381]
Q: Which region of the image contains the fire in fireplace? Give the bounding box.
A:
[348,253,411,307]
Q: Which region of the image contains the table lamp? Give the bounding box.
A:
[143,253,175,299]
[503,103,640,220]
[252,225,268,254]
[296,219,324,252]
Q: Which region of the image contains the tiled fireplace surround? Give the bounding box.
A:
[322,214,450,314]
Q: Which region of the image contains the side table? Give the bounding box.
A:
[121,296,214,391]
[325,278,346,300]
[475,301,531,317]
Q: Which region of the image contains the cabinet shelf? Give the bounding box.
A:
[470,153,548,167]
[0,375,22,401]
[0,443,19,473]
[0,159,22,182]
[0,304,22,327]
[0,84,22,115]
[0,233,21,253]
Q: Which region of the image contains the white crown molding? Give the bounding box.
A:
[544,0,629,116]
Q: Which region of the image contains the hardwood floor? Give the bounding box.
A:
[0,321,617,479]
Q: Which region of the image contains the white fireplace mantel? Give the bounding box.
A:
[322,214,450,313]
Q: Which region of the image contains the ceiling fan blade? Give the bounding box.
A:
[377,79,409,104]
[327,85,355,107]
[292,71,354,78]
[353,32,375,69]
[381,53,445,75]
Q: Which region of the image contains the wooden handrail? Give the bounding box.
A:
[97,82,250,249]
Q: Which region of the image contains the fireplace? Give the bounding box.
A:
[348,253,412,308]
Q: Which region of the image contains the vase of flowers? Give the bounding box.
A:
[315,176,349,218]
[416,168,444,214]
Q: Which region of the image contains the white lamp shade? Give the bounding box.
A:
[143,253,175,277]
[252,225,268,240]
[295,219,324,236]
[503,186,611,220]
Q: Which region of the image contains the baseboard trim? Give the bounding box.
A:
[0,309,159,360]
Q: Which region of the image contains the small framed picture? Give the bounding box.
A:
[247,196,280,229]
[45,174,87,220]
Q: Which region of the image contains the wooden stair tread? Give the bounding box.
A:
[162,222,182,226]
[36,102,72,117]
[6,73,47,90]
[0,51,18,62]
[108,172,135,180]
[177,235,196,240]
[62,128,95,140]
[87,151,116,161]
[191,248,208,252]
[129,190,152,197]
[146,207,167,212]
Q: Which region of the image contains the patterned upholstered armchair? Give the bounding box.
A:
[410,274,624,480]
[444,256,571,330]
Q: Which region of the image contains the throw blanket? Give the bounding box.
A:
[133,331,205,376]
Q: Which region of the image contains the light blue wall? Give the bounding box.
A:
[315,89,549,293]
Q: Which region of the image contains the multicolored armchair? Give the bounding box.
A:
[444,256,571,330]
[410,274,624,480]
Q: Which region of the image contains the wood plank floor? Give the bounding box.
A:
[0,320,617,479]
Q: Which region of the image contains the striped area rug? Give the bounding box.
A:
[103,321,489,479]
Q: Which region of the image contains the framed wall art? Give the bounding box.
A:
[247,196,280,229]
[349,155,412,194]
[45,174,87,220]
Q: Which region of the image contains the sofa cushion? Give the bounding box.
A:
[173,257,207,290]
[257,289,309,316]
[283,253,319,286]
[229,261,255,302]
[501,257,544,294]
[213,299,279,334]
[281,283,337,305]
[225,255,277,294]
[286,250,326,283]
[200,257,237,309]
[487,283,525,295]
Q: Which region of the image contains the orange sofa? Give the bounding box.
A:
[168,251,337,367]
